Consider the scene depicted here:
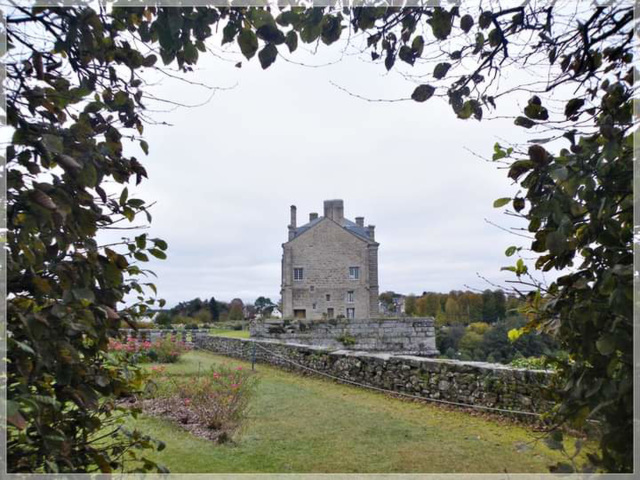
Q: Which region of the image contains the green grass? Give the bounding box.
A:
[129,351,587,473]
[208,329,250,338]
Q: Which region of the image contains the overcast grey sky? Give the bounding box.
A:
[101,34,552,307]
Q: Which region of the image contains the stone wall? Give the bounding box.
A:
[196,336,552,417]
[250,317,438,356]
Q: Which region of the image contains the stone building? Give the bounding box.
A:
[281,199,379,320]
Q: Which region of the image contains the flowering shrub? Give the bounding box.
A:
[152,364,257,441]
[109,336,190,364]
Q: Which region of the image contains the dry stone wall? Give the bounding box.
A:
[196,336,552,417]
[250,317,438,356]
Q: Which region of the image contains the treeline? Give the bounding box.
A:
[153,296,278,327]
[381,289,560,364]
[155,297,246,327]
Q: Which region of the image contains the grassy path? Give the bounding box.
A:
[130,350,581,473]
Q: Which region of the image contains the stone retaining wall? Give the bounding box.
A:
[196,335,552,417]
[250,317,437,356]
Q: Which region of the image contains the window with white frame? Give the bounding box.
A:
[349,266,360,279]
[346,291,354,303]
[346,308,355,319]
[294,268,304,281]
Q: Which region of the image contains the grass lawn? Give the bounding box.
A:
[208,329,250,338]
[129,350,586,473]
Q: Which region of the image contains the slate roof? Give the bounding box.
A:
[292,216,374,243]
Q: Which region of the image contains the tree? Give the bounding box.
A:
[228,304,244,321]
[404,294,417,316]
[7,3,633,472]
[254,296,276,317]
[209,296,220,321]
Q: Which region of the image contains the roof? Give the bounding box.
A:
[289,216,376,244]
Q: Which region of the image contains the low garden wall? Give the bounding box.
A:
[250,317,438,356]
[196,336,552,417]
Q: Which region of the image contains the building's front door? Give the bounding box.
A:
[294,309,306,319]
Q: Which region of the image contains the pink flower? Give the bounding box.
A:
[212,372,221,379]
[235,366,243,371]
[184,398,191,406]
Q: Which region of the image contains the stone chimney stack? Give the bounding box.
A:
[367,225,375,241]
[355,217,364,227]
[309,212,318,222]
[290,205,297,228]
[288,205,297,241]
[323,199,344,224]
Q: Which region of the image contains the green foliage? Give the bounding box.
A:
[336,334,356,347]
[228,304,245,321]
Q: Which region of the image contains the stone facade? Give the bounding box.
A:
[251,317,438,356]
[281,199,379,320]
[196,336,552,418]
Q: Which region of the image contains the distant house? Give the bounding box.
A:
[281,199,379,320]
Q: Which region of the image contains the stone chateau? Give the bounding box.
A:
[281,199,379,320]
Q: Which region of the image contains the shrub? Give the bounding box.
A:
[150,364,258,441]
[109,336,190,364]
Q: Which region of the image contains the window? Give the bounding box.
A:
[346,308,355,319]
[349,267,360,279]
[294,268,304,281]
[309,285,315,292]
[327,308,334,319]
[312,303,317,310]
[346,291,354,303]
[326,294,331,301]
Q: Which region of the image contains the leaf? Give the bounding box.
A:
[134,252,149,262]
[7,401,27,430]
[285,31,298,53]
[429,8,452,40]
[479,11,493,29]
[41,134,64,154]
[152,238,168,250]
[433,62,451,79]
[505,246,518,257]
[508,328,523,342]
[596,334,616,356]
[514,116,535,129]
[31,189,57,210]
[56,154,81,170]
[256,24,285,44]
[237,29,258,60]
[507,160,534,180]
[564,98,585,118]
[411,85,435,102]
[258,43,278,69]
[493,197,511,208]
[148,248,167,260]
[460,14,474,33]
[140,140,149,155]
[545,231,566,255]
[119,187,128,206]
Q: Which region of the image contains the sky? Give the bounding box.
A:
[98,29,556,308]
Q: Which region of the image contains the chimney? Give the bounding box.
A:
[355,217,364,227]
[309,212,318,222]
[290,205,297,228]
[367,225,375,241]
[323,199,344,224]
